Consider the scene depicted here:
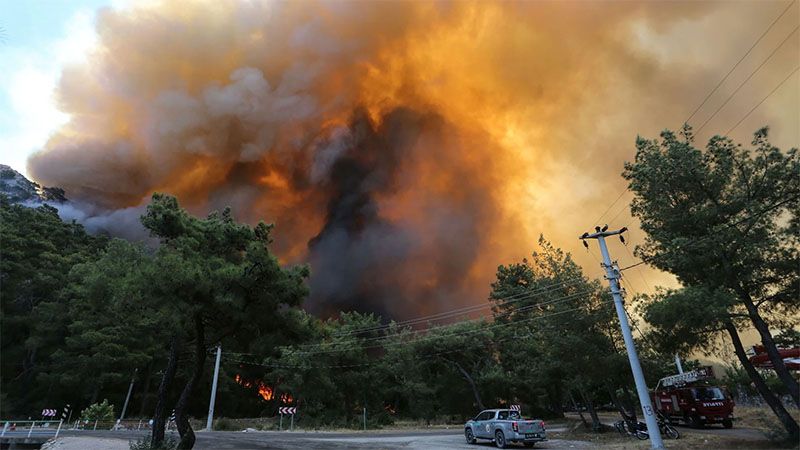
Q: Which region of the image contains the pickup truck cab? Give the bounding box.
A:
[465,409,546,448]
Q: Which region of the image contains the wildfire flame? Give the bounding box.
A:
[234,374,274,402]
[279,393,294,405]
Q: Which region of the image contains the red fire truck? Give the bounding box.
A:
[652,366,734,429]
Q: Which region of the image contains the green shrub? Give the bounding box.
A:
[213,417,236,431]
[80,399,115,422]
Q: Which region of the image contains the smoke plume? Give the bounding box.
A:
[27,0,799,317]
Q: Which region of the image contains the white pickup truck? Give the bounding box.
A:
[465,408,547,448]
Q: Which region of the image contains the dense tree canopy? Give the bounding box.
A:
[0,196,106,416]
[625,127,799,440]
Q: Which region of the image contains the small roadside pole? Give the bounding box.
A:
[362,407,366,431]
[290,412,294,431]
[581,226,665,450]
[206,345,223,431]
[279,412,283,431]
[55,419,63,439]
[119,369,138,423]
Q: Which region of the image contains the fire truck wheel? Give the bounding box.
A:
[690,415,703,429]
[722,419,733,429]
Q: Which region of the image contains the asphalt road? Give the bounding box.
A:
[62,429,590,449]
[57,421,768,450]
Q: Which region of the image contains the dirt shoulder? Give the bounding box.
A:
[42,436,130,450]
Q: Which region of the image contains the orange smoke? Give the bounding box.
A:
[27,0,795,315]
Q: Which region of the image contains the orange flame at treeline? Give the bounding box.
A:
[234,374,276,402]
[28,0,728,317]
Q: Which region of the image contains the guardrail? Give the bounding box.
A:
[1,420,63,438]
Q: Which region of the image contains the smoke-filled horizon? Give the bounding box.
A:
[25,0,799,318]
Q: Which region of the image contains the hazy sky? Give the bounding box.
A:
[1,0,798,317]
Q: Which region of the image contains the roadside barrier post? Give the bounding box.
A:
[279,413,282,431]
[1,422,8,437]
[28,421,35,438]
[55,419,63,439]
[290,413,294,431]
[93,419,98,430]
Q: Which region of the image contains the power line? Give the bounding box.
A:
[607,195,632,226]
[272,290,598,355]
[617,195,798,273]
[226,287,596,356]
[594,188,629,225]
[621,236,652,292]
[590,1,796,263]
[695,25,799,134]
[221,302,615,369]
[726,65,800,135]
[321,276,590,339]
[684,0,797,125]
[227,288,601,358]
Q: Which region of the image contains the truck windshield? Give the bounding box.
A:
[692,387,725,401]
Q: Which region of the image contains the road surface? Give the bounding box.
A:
[62,428,592,449]
[61,423,770,449]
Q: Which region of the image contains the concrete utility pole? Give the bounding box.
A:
[581,226,665,450]
[119,369,137,422]
[206,345,223,431]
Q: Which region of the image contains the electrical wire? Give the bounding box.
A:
[594,188,630,226]
[695,25,799,134]
[621,235,652,292]
[617,195,798,273]
[684,0,797,125]
[257,289,598,356]
[221,302,615,369]
[324,276,589,338]
[725,65,800,135]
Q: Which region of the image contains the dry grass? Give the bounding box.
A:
[548,414,799,450]
[735,406,800,433]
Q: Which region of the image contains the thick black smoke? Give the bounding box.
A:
[305,107,494,318]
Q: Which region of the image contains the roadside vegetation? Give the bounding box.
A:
[1,127,797,449]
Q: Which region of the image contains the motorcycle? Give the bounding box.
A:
[614,411,679,440]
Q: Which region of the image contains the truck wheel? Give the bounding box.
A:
[722,419,733,429]
[494,430,507,449]
[691,415,703,429]
[465,428,476,444]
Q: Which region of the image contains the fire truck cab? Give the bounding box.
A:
[652,366,734,429]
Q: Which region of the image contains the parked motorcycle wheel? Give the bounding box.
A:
[635,430,649,440]
[664,425,680,439]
